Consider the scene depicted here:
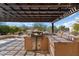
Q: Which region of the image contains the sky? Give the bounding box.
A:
[54,11,79,27]
[0,22,52,27]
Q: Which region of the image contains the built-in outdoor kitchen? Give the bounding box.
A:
[48,35,79,56]
[24,29,79,56]
[24,31,49,55]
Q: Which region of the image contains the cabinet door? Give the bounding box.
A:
[40,36,49,53]
[24,37,32,51]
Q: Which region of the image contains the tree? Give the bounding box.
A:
[73,23,79,32]
[0,25,10,35]
[47,26,52,32]
[9,26,22,34]
[0,24,31,35]
[58,26,69,32]
[20,24,29,32]
[58,26,65,31]
[54,26,58,32]
[33,23,47,31]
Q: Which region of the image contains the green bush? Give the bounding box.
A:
[0,25,10,35]
[0,25,24,35]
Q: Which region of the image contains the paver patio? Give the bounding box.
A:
[0,37,50,56]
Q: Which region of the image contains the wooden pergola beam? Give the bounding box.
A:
[0,16,58,22]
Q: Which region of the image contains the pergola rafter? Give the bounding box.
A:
[0,3,78,22]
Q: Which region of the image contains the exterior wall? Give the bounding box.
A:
[54,42,79,56]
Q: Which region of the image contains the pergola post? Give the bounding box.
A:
[52,23,54,33]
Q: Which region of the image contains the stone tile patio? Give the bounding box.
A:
[0,37,50,56]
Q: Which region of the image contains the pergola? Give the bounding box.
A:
[0,3,79,32]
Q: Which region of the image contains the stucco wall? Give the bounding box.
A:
[54,42,79,56]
